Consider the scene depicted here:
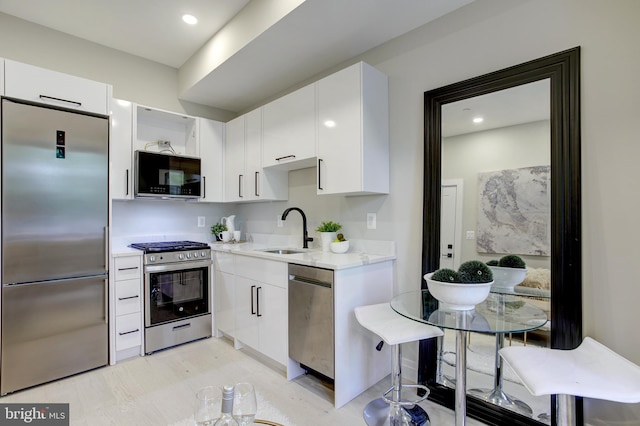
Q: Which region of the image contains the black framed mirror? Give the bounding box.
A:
[420,47,581,426]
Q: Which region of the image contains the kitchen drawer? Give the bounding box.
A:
[235,256,287,288]
[115,278,141,316]
[114,256,142,281]
[4,59,109,115]
[115,312,142,350]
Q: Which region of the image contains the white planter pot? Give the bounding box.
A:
[488,266,528,290]
[424,272,493,311]
[320,232,337,252]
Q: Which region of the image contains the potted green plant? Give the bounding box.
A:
[486,255,527,289]
[210,222,227,241]
[316,221,342,252]
[424,260,494,310]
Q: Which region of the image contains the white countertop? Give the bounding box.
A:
[111,233,396,270]
[111,234,396,270]
[209,242,395,270]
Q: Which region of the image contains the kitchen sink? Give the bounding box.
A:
[260,249,306,255]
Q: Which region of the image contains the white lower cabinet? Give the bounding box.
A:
[234,256,288,365]
[213,253,288,365]
[214,270,236,337]
[112,255,143,361]
[235,276,287,365]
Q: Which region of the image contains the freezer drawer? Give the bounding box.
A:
[1,276,108,394]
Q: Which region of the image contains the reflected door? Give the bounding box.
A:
[440,183,459,269]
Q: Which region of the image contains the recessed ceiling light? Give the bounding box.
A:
[324,120,336,128]
[473,117,484,123]
[182,14,198,25]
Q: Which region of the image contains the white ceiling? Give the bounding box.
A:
[442,79,551,138]
[0,0,474,112]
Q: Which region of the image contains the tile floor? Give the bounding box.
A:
[0,336,490,425]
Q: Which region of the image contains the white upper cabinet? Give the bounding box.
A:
[198,118,224,202]
[224,115,246,202]
[224,110,287,203]
[110,99,134,199]
[262,83,317,170]
[4,59,110,115]
[134,105,198,156]
[317,62,389,196]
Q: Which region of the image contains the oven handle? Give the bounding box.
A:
[145,260,212,273]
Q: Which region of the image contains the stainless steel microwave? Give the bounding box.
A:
[134,151,201,199]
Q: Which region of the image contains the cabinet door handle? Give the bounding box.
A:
[39,94,82,107]
[256,286,262,317]
[255,171,260,197]
[125,169,129,196]
[118,295,139,301]
[119,328,139,336]
[318,158,324,190]
[117,267,139,271]
[275,155,296,161]
[251,285,256,315]
[239,174,244,198]
[203,176,206,198]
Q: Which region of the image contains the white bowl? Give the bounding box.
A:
[330,240,349,253]
[488,266,527,289]
[424,272,493,311]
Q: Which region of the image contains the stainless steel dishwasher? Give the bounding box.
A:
[288,264,334,380]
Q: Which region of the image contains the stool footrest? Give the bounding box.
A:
[382,384,430,407]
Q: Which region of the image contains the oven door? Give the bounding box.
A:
[144,259,211,327]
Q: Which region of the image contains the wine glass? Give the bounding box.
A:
[232,382,257,425]
[194,386,219,426]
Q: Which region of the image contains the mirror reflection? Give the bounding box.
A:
[438,79,552,423]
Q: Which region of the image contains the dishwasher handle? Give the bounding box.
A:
[289,275,332,289]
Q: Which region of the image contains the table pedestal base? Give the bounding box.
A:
[363,398,430,426]
[468,387,533,416]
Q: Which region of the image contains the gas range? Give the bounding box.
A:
[129,240,211,265]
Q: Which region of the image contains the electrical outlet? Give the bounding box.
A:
[197,216,205,227]
[158,140,172,148]
[367,213,377,229]
[466,231,475,240]
[277,215,284,228]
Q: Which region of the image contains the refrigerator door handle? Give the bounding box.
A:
[104,277,108,324]
[104,226,109,272]
[2,274,108,288]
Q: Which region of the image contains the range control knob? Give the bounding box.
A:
[186,252,192,259]
[178,253,185,260]
[149,255,156,263]
[194,252,199,258]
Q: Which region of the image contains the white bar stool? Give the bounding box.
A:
[355,303,444,426]
[499,337,640,426]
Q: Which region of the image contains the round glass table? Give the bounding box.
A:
[391,290,547,426]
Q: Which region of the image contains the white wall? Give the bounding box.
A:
[443,120,551,269]
[350,0,640,422]
[2,0,639,422]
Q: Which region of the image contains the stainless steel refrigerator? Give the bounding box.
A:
[1,98,109,394]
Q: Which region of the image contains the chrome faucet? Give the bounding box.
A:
[281,207,314,249]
